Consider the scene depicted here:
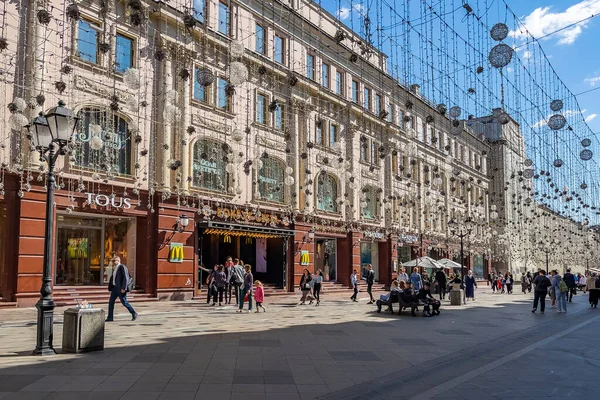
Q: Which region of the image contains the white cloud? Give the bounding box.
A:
[584,76,600,86]
[585,113,597,122]
[510,0,600,45]
[336,7,350,20]
[353,4,366,15]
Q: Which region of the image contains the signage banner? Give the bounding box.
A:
[169,242,184,263]
[300,250,310,266]
[364,231,385,239]
[216,207,286,225]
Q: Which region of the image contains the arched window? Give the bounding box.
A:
[362,186,379,219]
[74,108,132,175]
[192,139,228,191]
[258,158,285,203]
[316,173,338,212]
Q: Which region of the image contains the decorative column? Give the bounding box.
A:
[161,49,173,188]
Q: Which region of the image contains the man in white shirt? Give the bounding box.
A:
[350,269,358,302]
[397,267,409,283]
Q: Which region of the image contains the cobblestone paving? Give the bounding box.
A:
[0,287,598,400]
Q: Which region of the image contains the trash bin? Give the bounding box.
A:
[62,308,105,353]
[450,284,462,306]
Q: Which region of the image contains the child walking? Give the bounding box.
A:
[254,280,266,313]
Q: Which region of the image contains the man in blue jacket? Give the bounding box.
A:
[106,256,138,322]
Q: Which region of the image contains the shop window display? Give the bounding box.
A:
[55,214,136,286]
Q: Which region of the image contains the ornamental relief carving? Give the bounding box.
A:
[256,135,286,151]
[191,114,230,134]
[74,75,135,104]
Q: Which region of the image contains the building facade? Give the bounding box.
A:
[0,0,494,306]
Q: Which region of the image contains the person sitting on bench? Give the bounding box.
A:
[376,280,401,312]
[399,282,419,317]
[417,283,441,317]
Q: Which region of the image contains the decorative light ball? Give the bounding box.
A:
[580,149,593,161]
[235,187,243,195]
[230,40,245,58]
[90,124,102,135]
[360,201,368,208]
[234,153,244,164]
[163,104,181,124]
[449,106,461,118]
[490,23,509,41]
[548,114,566,130]
[90,136,104,151]
[255,159,263,169]
[228,61,248,86]
[225,163,236,173]
[284,176,295,186]
[285,167,294,175]
[581,138,592,147]
[348,181,356,190]
[232,129,244,142]
[332,142,342,152]
[12,97,27,112]
[9,113,28,130]
[489,43,513,68]
[196,67,214,87]
[434,177,442,186]
[553,159,563,168]
[123,68,140,89]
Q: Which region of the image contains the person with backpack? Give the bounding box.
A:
[231,260,246,306]
[106,256,138,322]
[551,270,568,313]
[212,265,227,306]
[532,270,552,314]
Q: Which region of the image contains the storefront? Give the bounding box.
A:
[54,213,137,286]
[198,213,293,289]
[473,254,484,279]
[360,231,390,281]
[314,238,337,281]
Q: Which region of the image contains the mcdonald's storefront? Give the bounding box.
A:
[197,208,295,291]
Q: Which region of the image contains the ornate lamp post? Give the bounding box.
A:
[27,101,78,355]
[448,216,474,304]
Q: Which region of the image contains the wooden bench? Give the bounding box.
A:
[376,291,401,314]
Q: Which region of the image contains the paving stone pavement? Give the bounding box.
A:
[0,288,598,400]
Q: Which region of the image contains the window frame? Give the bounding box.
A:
[316,172,339,213]
[218,1,232,37]
[192,138,229,192]
[192,66,210,104]
[352,80,359,103]
[306,53,315,80]
[273,33,286,65]
[193,0,207,24]
[258,157,286,203]
[315,120,324,146]
[329,123,338,148]
[216,77,230,111]
[273,101,285,131]
[255,23,266,55]
[115,32,135,74]
[364,87,371,111]
[375,94,382,115]
[321,62,330,89]
[76,18,100,65]
[256,92,268,125]
[335,70,344,96]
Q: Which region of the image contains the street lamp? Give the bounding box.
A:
[27,101,78,355]
[448,216,474,304]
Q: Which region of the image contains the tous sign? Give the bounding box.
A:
[86,192,132,210]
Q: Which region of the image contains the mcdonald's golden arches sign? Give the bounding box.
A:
[300,250,310,266]
[169,242,184,263]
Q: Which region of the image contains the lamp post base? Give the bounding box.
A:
[32,297,56,356]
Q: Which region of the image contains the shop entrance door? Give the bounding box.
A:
[315,239,337,281]
[56,227,102,285]
[360,242,379,281]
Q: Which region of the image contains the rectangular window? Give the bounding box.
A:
[115,34,134,73]
[77,20,99,64]
[336,71,343,95]
[193,67,208,102]
[422,123,427,142]
[274,34,285,64]
[274,103,284,131]
[398,110,404,128]
[388,104,394,122]
[329,124,337,148]
[217,78,228,110]
[352,80,359,103]
[218,1,231,36]
[255,23,265,54]
[361,141,368,162]
[375,94,381,115]
[392,153,398,175]
[193,0,206,24]
[306,53,315,80]
[316,121,323,146]
[364,87,371,110]
[371,142,376,163]
[256,93,267,124]
[321,63,329,88]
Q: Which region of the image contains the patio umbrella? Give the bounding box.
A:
[437,258,464,272]
[402,256,445,270]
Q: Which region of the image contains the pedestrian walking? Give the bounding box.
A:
[563,268,576,302]
[551,271,568,313]
[212,265,227,306]
[254,280,266,313]
[237,264,253,313]
[350,269,359,302]
[299,268,315,305]
[313,269,323,306]
[435,267,447,300]
[506,273,514,294]
[579,274,587,293]
[106,256,138,322]
[521,273,528,294]
[549,270,557,307]
[532,270,552,314]
[410,267,423,291]
[205,265,217,304]
[491,273,497,293]
[224,257,235,304]
[465,270,477,301]
[526,271,533,293]
[364,264,375,304]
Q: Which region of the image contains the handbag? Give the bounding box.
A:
[244,292,249,302]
